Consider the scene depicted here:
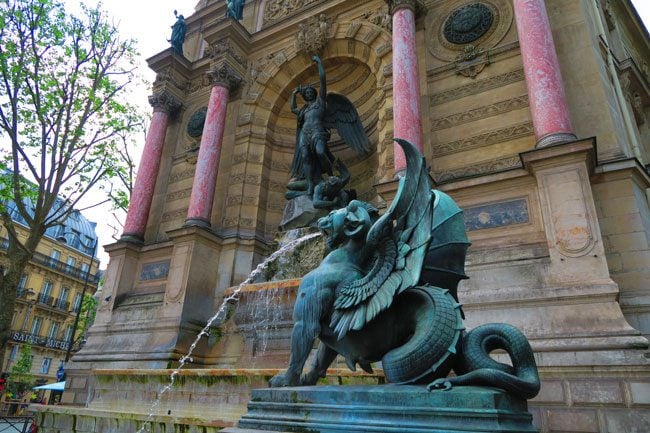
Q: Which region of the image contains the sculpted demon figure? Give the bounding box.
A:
[269,139,540,400]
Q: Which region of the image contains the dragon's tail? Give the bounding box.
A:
[447,323,540,400]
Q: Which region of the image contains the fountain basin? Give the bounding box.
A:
[34,368,384,432]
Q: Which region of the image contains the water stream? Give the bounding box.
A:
[136,231,321,433]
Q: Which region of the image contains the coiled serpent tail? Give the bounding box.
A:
[428,323,540,400]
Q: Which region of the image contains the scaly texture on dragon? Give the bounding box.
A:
[269,139,540,400]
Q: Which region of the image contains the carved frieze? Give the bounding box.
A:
[431,95,529,131]
[430,68,524,105]
[161,207,188,223]
[295,14,332,55]
[166,188,192,202]
[432,121,533,157]
[169,169,195,184]
[263,0,320,25]
[434,156,522,183]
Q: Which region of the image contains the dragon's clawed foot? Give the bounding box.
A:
[427,379,453,392]
[268,372,299,388]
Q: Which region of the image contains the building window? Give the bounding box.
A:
[72,293,82,312]
[41,280,53,297]
[66,256,76,271]
[41,357,52,374]
[59,287,70,302]
[30,316,43,336]
[63,325,73,343]
[50,249,61,264]
[17,274,28,290]
[80,262,90,274]
[9,345,18,361]
[48,322,60,340]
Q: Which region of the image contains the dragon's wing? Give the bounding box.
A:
[324,93,370,154]
[330,138,434,339]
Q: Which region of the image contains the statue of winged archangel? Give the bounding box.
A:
[287,55,370,200]
[270,139,541,401]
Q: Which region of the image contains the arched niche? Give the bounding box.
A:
[243,23,393,238]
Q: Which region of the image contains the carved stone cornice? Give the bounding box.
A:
[148,90,182,114]
[385,0,423,15]
[207,62,243,92]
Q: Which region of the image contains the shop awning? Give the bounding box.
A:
[33,381,65,391]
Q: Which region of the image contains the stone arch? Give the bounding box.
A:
[241,21,394,239]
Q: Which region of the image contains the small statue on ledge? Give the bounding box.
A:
[226,0,244,20]
[288,55,369,200]
[169,10,186,57]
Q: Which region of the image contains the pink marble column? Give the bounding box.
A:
[389,0,424,174]
[121,91,180,242]
[513,0,577,148]
[185,64,241,227]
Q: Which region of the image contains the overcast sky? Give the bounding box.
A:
[73,0,650,267]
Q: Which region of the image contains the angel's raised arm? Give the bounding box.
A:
[290,88,300,115]
[313,55,327,102]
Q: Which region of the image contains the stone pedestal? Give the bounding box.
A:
[279,195,328,231]
[232,385,537,433]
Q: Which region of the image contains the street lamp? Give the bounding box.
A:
[55,232,98,362]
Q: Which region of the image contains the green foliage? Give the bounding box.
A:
[7,344,34,398]
[0,0,144,227]
[0,0,144,369]
[76,292,98,340]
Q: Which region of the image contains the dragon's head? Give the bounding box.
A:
[317,200,378,250]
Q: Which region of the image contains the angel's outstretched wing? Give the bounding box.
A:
[324,93,370,154]
[329,138,433,339]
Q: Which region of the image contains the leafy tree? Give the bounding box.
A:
[0,0,145,369]
[73,292,98,349]
[6,344,34,399]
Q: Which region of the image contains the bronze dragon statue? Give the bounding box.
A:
[269,139,540,400]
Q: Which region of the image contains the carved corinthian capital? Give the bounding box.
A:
[207,62,243,92]
[148,90,182,114]
[385,0,422,15]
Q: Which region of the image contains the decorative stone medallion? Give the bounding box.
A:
[427,0,513,62]
[187,106,207,138]
[443,3,493,45]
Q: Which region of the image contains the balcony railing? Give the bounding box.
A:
[0,236,99,283]
[36,292,54,307]
[53,298,70,311]
[16,288,29,299]
[9,330,70,351]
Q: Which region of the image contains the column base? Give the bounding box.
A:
[118,233,144,244]
[184,217,211,228]
[536,132,577,148]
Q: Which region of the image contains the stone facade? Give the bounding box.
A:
[49,1,650,432]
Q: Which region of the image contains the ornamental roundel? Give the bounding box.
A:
[186,106,208,138]
[443,3,493,45]
[427,0,513,62]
